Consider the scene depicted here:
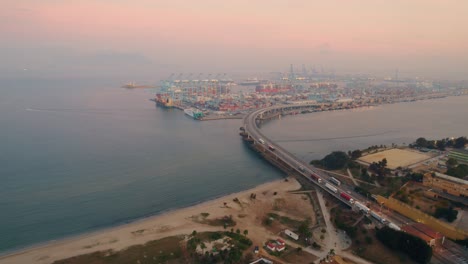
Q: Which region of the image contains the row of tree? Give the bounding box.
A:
[412,136,467,150]
[434,206,458,222]
[376,226,432,264]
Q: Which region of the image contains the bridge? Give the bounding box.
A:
[238,103,405,231]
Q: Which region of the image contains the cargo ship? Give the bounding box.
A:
[154,94,174,108]
[184,108,204,120]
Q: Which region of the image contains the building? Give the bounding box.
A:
[423,172,468,197]
[275,244,285,252]
[249,258,273,264]
[449,149,468,164]
[401,225,435,246]
[266,243,276,252]
[401,223,443,247]
[284,229,299,240]
[276,238,285,246]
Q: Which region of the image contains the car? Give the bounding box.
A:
[254,246,259,254]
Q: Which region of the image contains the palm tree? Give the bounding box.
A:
[243,229,248,236]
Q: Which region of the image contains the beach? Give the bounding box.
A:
[0,178,307,264]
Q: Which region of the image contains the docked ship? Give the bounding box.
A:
[238,78,261,86]
[184,108,204,120]
[154,93,174,108]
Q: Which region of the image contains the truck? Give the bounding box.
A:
[340,192,355,204]
[354,201,370,214]
[298,166,306,172]
[370,211,387,224]
[310,173,323,183]
[325,183,338,193]
[330,177,341,186]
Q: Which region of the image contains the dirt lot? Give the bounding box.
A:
[359,148,431,169]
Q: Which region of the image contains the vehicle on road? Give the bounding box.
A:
[330,177,341,186]
[340,192,355,204]
[310,173,323,183]
[325,183,338,193]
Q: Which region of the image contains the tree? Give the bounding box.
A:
[351,149,362,160]
[243,229,248,236]
[298,219,312,237]
[376,227,432,264]
[321,151,350,170]
[200,242,206,253]
[446,158,458,169]
[192,230,197,237]
[415,137,428,148]
[446,164,468,178]
[436,139,446,150]
[454,136,468,148]
[236,228,240,234]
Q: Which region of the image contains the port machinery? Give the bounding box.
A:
[240,103,401,231]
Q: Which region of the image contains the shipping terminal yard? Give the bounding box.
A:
[142,67,468,264]
[141,67,468,121]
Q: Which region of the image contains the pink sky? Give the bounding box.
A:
[2,0,468,79]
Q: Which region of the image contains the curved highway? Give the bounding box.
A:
[242,104,398,226]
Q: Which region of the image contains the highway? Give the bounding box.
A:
[243,105,371,213]
[242,104,468,264]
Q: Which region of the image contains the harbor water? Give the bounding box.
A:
[1,78,467,254]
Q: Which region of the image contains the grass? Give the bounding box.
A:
[53,236,184,264]
[267,212,303,229]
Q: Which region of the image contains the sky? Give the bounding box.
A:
[1,0,468,80]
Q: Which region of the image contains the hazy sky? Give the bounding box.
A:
[2,0,468,80]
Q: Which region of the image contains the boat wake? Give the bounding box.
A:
[274,130,398,142]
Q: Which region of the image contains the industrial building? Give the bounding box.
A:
[423,172,468,197]
[401,223,443,247]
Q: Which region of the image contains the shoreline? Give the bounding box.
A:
[0,178,296,264]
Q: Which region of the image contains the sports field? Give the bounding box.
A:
[359,148,431,169]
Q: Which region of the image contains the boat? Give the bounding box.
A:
[184,108,204,120]
[155,94,174,108]
[238,78,261,86]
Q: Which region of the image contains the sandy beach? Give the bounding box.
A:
[0,178,306,264]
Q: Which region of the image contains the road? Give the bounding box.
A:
[242,104,468,264]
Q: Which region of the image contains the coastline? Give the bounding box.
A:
[0,178,299,264]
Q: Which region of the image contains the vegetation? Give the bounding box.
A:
[368,158,388,177]
[433,206,458,222]
[412,136,467,150]
[446,158,458,169]
[314,151,350,170]
[267,212,303,228]
[405,172,423,182]
[297,218,312,238]
[189,231,253,264]
[53,236,183,264]
[376,226,432,264]
[446,164,468,178]
[348,149,362,160]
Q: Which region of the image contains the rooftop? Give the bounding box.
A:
[433,172,468,185]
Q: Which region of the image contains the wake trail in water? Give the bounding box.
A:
[274,131,398,142]
[25,108,145,116]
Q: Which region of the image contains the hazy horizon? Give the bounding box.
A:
[2,0,468,80]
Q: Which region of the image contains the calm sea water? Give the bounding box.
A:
[261,96,468,162]
[0,79,283,254]
[1,79,467,254]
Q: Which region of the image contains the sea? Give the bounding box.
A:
[0,78,467,254]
